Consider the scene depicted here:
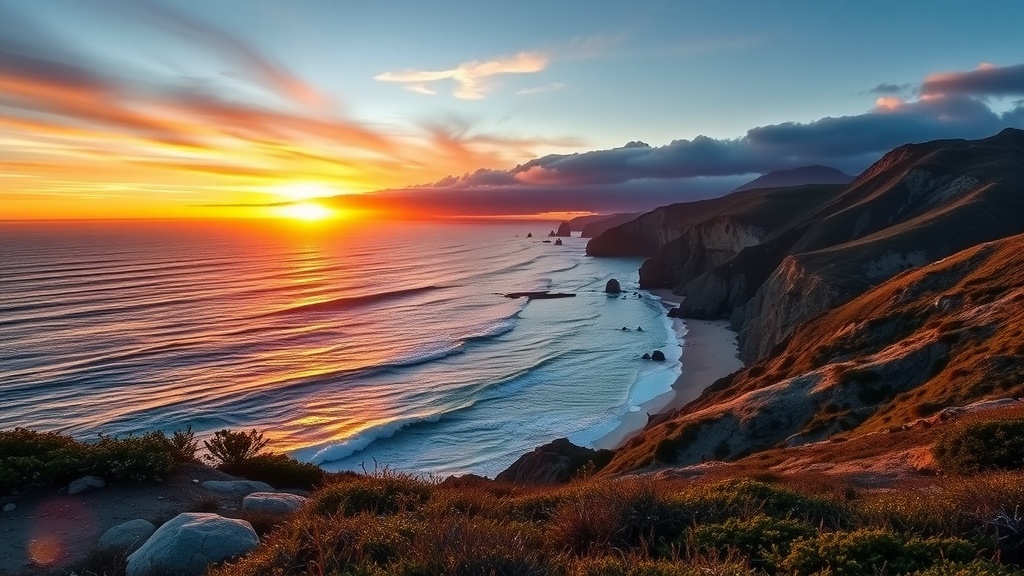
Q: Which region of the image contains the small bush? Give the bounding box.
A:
[218,453,325,490]
[91,432,177,483]
[169,426,199,463]
[781,529,976,576]
[934,420,1024,474]
[547,480,687,556]
[671,479,850,529]
[312,472,431,517]
[204,429,269,465]
[690,514,816,571]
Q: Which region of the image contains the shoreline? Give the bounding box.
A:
[593,289,744,450]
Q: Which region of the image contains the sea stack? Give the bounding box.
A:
[555,221,571,237]
[604,279,621,294]
[554,238,563,245]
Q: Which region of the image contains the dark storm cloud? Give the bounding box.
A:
[921,63,1024,97]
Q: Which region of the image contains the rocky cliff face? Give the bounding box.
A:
[638,218,766,288]
[603,231,1024,474]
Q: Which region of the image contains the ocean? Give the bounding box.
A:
[0,220,681,477]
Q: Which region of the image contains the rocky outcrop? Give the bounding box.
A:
[242,492,308,515]
[68,475,105,495]
[651,350,666,362]
[126,513,259,576]
[638,218,767,289]
[99,519,156,555]
[201,480,273,495]
[495,438,613,484]
[579,213,642,238]
[555,222,571,237]
[605,279,621,294]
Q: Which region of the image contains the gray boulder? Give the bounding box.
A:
[651,350,666,361]
[604,279,622,294]
[68,475,106,495]
[126,513,258,576]
[242,492,308,515]
[99,519,156,555]
[201,480,273,495]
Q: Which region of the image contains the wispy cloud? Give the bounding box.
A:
[921,62,1024,98]
[375,51,549,100]
[517,82,566,95]
[0,3,580,218]
[404,84,437,95]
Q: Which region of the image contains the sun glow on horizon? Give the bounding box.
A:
[274,201,336,221]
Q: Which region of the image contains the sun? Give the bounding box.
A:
[274,201,335,221]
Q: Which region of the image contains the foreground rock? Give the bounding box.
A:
[242,492,308,515]
[605,279,621,294]
[126,513,259,576]
[651,350,666,361]
[496,438,613,484]
[68,475,105,495]
[99,519,156,555]
[201,480,274,495]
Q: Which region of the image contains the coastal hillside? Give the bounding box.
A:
[732,165,853,192]
[590,128,1024,362]
[603,229,1024,474]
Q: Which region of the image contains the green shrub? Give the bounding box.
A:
[690,514,816,571]
[218,453,325,489]
[934,420,1024,474]
[671,479,850,529]
[312,472,431,516]
[909,560,1024,575]
[0,428,179,494]
[204,429,269,465]
[568,556,751,576]
[781,529,976,576]
[90,432,177,483]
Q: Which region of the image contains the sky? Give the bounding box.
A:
[2,0,1024,220]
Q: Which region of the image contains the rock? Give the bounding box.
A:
[126,513,258,576]
[505,291,575,300]
[2,503,14,512]
[547,230,556,237]
[68,475,106,495]
[242,492,308,515]
[526,232,532,238]
[201,480,274,495]
[496,438,614,485]
[642,353,651,360]
[651,350,666,361]
[637,327,644,332]
[604,279,622,294]
[542,240,552,243]
[554,238,563,246]
[667,307,681,318]
[99,519,156,555]
[555,222,572,237]
[621,326,629,331]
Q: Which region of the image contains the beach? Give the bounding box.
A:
[593,289,744,449]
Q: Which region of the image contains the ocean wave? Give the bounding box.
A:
[303,413,446,464]
[270,286,442,315]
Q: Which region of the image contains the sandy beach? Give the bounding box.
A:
[594,289,744,449]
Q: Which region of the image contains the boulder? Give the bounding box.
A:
[242,492,308,515]
[495,438,613,485]
[605,279,622,294]
[126,513,259,576]
[99,519,156,555]
[2,503,15,512]
[651,350,666,361]
[554,238,563,246]
[201,480,273,495]
[642,353,652,360]
[68,475,105,495]
[526,232,532,238]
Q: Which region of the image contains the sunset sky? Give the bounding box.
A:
[2,1,1023,220]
